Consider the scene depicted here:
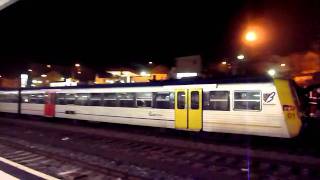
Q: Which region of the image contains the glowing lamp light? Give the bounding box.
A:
[148,61,153,65]
[28,69,32,72]
[140,71,147,76]
[75,63,80,67]
[280,63,286,67]
[267,69,276,77]
[237,54,245,60]
[221,61,227,65]
[41,74,47,77]
[77,71,82,74]
[245,31,257,42]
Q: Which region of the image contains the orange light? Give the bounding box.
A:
[245,31,257,42]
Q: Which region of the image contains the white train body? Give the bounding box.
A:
[0,79,302,138]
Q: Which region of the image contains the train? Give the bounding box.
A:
[0,77,302,138]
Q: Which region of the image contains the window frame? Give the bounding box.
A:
[233,90,262,111]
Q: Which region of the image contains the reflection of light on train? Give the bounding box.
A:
[0,78,302,138]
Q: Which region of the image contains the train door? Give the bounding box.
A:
[175,88,202,131]
[44,92,55,117]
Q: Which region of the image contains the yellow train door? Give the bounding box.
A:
[188,88,202,130]
[175,89,188,129]
[174,88,202,131]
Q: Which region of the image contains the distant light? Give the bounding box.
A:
[148,61,153,65]
[77,71,82,74]
[140,71,147,76]
[46,64,51,68]
[120,80,125,83]
[31,84,36,87]
[267,69,276,77]
[32,80,37,83]
[280,63,286,67]
[60,77,65,81]
[0,75,2,78]
[245,31,257,42]
[41,74,47,77]
[221,61,227,65]
[75,63,80,67]
[28,69,32,72]
[105,80,114,84]
[20,74,28,88]
[237,54,245,60]
[176,72,198,79]
[131,80,135,83]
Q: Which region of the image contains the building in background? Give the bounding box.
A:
[174,55,202,79]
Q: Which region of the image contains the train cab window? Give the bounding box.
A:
[203,91,229,111]
[153,92,174,109]
[88,93,102,106]
[103,93,118,107]
[65,94,76,105]
[177,92,185,109]
[56,93,66,105]
[136,92,152,108]
[118,93,135,107]
[191,91,199,109]
[234,91,261,111]
[75,93,90,106]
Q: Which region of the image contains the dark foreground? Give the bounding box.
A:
[0,116,319,180]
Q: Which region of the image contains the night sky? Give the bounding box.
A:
[0,0,319,76]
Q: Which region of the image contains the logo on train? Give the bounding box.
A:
[263,92,275,104]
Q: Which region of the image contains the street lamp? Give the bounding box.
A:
[75,63,80,67]
[28,69,32,72]
[245,31,257,42]
[237,54,245,60]
[41,74,47,77]
[267,69,276,77]
[221,61,227,65]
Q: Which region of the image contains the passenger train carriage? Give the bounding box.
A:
[0,78,302,138]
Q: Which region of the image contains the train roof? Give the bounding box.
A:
[4,76,279,91]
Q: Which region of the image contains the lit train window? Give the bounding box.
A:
[153,92,174,109]
[24,94,45,104]
[88,93,103,106]
[0,94,18,103]
[103,93,118,107]
[56,93,66,105]
[234,91,261,111]
[118,93,136,107]
[65,94,76,105]
[203,91,229,111]
[136,92,152,108]
[75,93,90,106]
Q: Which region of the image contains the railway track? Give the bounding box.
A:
[0,137,151,180]
[0,117,320,179]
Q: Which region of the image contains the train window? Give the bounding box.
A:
[118,93,136,107]
[234,91,261,111]
[203,91,229,111]
[136,92,152,108]
[65,94,76,105]
[88,93,102,106]
[29,94,45,104]
[103,93,118,107]
[153,92,174,109]
[177,92,185,109]
[21,94,30,103]
[191,91,199,109]
[75,93,90,106]
[56,93,66,105]
[0,94,18,103]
